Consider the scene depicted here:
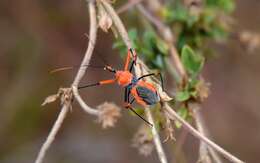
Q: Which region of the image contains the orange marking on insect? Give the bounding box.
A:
[137,80,157,93]
[100,79,116,85]
[131,87,147,106]
[115,70,133,86]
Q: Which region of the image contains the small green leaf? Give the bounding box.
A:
[176,91,190,102]
[112,40,125,49]
[156,39,169,55]
[153,55,164,69]
[175,107,188,128]
[181,45,204,77]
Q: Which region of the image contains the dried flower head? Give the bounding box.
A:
[42,87,73,107]
[196,79,210,102]
[97,102,121,129]
[162,111,175,142]
[132,124,154,156]
[158,85,173,102]
[239,31,260,53]
[98,5,113,33]
[184,0,203,16]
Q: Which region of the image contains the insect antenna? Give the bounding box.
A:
[129,107,153,127]
[84,33,110,66]
[50,64,104,74]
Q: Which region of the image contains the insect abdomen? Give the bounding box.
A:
[135,86,159,105]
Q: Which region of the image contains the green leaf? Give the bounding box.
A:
[152,55,164,69]
[181,45,204,77]
[176,91,190,102]
[175,107,188,128]
[112,40,125,49]
[156,39,169,55]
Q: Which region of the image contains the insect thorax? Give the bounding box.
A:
[125,76,138,90]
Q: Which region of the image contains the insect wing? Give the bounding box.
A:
[136,86,159,105]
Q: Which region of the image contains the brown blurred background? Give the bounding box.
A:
[0,0,260,163]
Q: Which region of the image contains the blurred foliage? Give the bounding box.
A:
[113,0,234,128]
[113,28,169,70]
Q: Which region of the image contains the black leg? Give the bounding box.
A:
[128,48,137,73]
[137,72,165,91]
[78,82,100,89]
[128,106,153,127]
[124,88,128,102]
[123,88,152,127]
[129,61,135,73]
[130,98,135,104]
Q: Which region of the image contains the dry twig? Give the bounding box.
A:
[34,1,99,163]
[164,103,244,163]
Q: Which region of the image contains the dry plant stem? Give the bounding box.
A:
[194,108,213,163]
[101,0,131,48]
[193,105,222,163]
[35,2,98,163]
[136,4,187,81]
[35,105,69,163]
[72,1,99,116]
[117,0,144,14]
[145,108,168,163]
[101,1,168,163]
[164,104,245,163]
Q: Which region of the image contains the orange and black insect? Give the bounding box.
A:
[78,48,164,127]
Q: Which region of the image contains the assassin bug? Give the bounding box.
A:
[78,48,164,127]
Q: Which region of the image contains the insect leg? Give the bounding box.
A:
[78,79,116,89]
[126,105,153,127]
[124,49,132,71]
[124,48,137,71]
[138,72,164,91]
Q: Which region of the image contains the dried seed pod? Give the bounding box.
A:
[97,102,121,129]
[98,5,113,33]
[239,31,260,53]
[196,79,210,102]
[183,0,203,16]
[132,124,154,156]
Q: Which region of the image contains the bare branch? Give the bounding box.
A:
[145,108,168,163]
[164,103,245,163]
[35,1,99,163]
[71,1,99,115]
[192,103,223,163]
[35,105,70,163]
[116,0,144,14]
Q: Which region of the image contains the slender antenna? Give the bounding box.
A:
[84,33,109,66]
[50,64,104,74]
[129,107,153,127]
